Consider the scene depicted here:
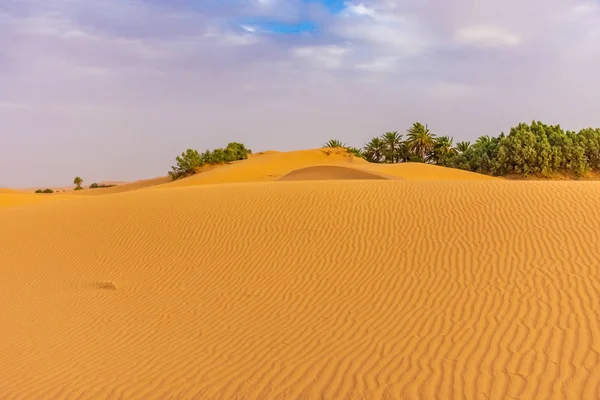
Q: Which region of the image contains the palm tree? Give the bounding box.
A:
[475,135,492,149]
[456,141,471,154]
[363,137,386,163]
[406,122,436,162]
[347,147,364,158]
[323,139,347,148]
[474,135,497,159]
[381,131,403,163]
[73,176,83,189]
[429,136,457,165]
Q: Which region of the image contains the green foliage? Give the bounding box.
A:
[169,149,204,180]
[43,188,54,194]
[89,183,116,189]
[406,122,436,162]
[347,147,364,158]
[225,142,252,161]
[456,141,471,154]
[169,143,252,180]
[354,120,600,179]
[444,121,597,178]
[381,131,403,163]
[429,136,457,166]
[35,189,44,193]
[74,186,84,191]
[364,137,387,163]
[323,139,347,148]
[73,176,83,189]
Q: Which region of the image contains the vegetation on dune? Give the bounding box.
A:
[74,176,83,190]
[34,188,54,194]
[324,121,600,179]
[90,183,117,189]
[169,142,252,180]
[323,139,347,148]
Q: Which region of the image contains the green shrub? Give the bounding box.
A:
[43,188,54,194]
[169,149,204,180]
[35,189,43,193]
[169,143,252,180]
[74,186,84,191]
[89,183,116,189]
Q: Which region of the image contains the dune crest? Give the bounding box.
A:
[165,148,364,188]
[279,165,389,181]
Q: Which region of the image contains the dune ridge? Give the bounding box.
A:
[2,178,600,399]
[278,165,390,181]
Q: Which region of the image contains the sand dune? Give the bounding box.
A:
[72,176,172,195]
[165,149,492,189]
[2,177,600,399]
[361,162,498,180]
[279,165,389,181]
[164,148,365,188]
[0,192,73,208]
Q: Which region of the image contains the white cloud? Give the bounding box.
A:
[332,2,434,57]
[344,3,378,18]
[573,3,599,15]
[240,24,258,33]
[355,56,398,72]
[203,30,260,46]
[455,26,521,47]
[292,45,349,68]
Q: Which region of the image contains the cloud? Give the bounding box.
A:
[355,56,398,72]
[1,0,600,187]
[293,44,349,68]
[333,2,433,54]
[455,26,521,47]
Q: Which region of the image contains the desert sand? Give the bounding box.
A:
[2,149,600,399]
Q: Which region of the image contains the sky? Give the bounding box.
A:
[1,0,600,187]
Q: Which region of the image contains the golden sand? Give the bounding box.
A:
[1,150,599,399]
[279,165,389,181]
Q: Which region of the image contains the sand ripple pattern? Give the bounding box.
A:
[1,180,600,399]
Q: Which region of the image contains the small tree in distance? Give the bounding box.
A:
[74,176,83,190]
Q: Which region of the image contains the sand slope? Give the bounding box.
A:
[2,179,600,399]
[279,165,389,181]
[72,176,172,195]
[0,192,74,208]
[164,148,366,188]
[165,149,493,188]
[362,162,498,180]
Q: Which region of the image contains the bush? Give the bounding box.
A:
[89,183,116,189]
[74,186,84,191]
[35,189,43,193]
[169,143,252,180]
[169,149,204,180]
[43,188,54,194]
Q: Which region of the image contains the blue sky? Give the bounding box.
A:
[1,0,600,186]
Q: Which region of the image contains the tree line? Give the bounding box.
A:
[34,177,118,193]
[169,142,252,180]
[324,121,600,178]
